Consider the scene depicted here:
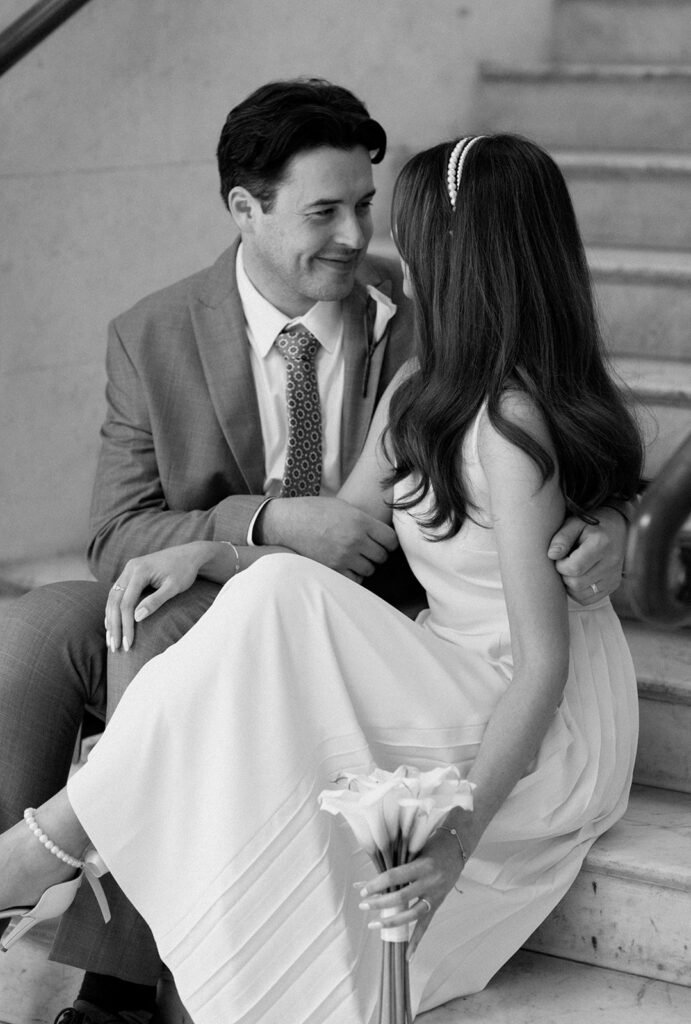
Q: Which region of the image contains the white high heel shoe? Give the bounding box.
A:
[0,810,111,952]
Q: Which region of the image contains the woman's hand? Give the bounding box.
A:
[105,542,215,653]
[357,828,465,957]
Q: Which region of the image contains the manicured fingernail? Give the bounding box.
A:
[134,607,149,622]
[105,630,111,647]
[110,639,116,654]
[122,638,130,653]
[549,544,564,556]
[367,921,381,930]
[358,902,370,910]
[359,887,369,898]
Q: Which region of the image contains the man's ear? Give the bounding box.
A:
[228,187,261,233]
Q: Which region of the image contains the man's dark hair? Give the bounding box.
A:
[217,77,386,211]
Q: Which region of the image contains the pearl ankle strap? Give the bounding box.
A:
[23,808,85,869]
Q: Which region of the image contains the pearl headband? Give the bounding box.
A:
[446,136,486,210]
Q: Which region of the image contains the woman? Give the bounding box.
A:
[0,135,642,1023]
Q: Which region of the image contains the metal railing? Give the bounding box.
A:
[626,432,691,628]
[0,0,92,78]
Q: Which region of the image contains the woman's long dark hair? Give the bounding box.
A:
[387,134,643,537]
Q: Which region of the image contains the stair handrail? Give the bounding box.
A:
[0,0,92,78]
[626,432,691,628]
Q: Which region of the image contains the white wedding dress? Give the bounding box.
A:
[68,411,638,1024]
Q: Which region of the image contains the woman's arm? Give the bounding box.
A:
[337,362,416,521]
[360,396,571,951]
[452,396,569,845]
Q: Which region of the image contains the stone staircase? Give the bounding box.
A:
[2,2,691,1022]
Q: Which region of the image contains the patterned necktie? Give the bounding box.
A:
[275,324,322,497]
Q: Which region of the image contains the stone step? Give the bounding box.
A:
[625,619,691,793]
[556,150,691,251]
[420,949,691,1023]
[612,354,691,478]
[525,784,691,984]
[554,0,691,65]
[0,918,81,1024]
[478,62,691,151]
[4,939,691,1024]
[592,247,691,360]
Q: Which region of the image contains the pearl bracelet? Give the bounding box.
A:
[221,540,241,577]
[24,808,84,869]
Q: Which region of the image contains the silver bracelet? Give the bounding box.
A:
[434,825,467,893]
[24,808,84,869]
[221,540,241,577]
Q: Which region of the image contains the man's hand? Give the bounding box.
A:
[255,497,398,582]
[548,508,628,605]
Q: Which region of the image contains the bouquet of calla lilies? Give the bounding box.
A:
[319,765,474,1023]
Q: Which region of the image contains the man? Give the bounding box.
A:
[0,79,627,1023]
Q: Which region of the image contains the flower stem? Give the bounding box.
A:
[376,927,412,1022]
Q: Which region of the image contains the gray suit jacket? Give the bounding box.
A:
[88,239,415,582]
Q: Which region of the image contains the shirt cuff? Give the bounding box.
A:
[247,497,274,545]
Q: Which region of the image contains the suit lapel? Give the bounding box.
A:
[191,243,266,493]
[340,273,392,480]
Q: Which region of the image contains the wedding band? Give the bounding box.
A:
[590,583,599,595]
[419,898,432,915]
[111,583,124,592]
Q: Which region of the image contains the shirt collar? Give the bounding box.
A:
[236,244,342,358]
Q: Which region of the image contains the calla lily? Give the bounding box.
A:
[319,787,390,857]
[319,765,474,858]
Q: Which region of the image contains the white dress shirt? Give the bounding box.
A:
[235,246,346,538]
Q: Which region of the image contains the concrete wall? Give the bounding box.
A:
[0,0,554,564]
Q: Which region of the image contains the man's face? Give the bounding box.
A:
[239,146,375,317]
